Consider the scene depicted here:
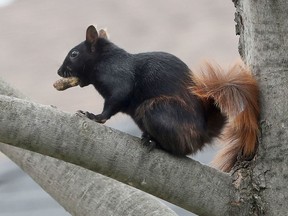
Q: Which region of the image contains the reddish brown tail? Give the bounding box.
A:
[191,61,260,172]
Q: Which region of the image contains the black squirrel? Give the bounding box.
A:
[56,25,259,172]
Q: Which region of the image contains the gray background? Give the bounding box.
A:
[0,0,238,215]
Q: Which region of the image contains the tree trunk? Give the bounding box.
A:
[233,0,288,215]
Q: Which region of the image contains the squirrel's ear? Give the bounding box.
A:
[86,25,98,49]
[99,28,109,39]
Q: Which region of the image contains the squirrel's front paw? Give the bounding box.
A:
[76,110,107,124]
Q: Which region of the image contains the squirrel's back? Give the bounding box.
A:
[130,51,195,105]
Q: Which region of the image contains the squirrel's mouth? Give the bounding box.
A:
[56,64,87,88]
[57,65,74,78]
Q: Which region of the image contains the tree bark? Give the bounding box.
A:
[0,94,239,216]
[233,0,288,215]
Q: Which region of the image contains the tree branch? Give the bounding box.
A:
[0,94,238,215]
[0,78,177,216]
[0,143,177,216]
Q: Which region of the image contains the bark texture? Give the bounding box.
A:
[234,0,288,215]
[0,95,239,216]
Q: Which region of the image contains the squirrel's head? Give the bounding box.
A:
[57,25,108,87]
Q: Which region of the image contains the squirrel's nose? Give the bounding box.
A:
[57,66,63,76]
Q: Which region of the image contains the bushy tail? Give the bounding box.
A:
[191,61,260,172]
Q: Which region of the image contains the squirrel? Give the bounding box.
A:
[56,25,260,172]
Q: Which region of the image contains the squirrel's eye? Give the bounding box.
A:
[70,50,79,58]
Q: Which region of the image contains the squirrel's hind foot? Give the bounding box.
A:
[141,132,158,152]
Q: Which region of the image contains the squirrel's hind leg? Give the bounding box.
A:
[134,97,207,156]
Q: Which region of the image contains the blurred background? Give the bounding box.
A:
[0,0,239,215]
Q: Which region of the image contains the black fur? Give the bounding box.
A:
[58,26,226,155]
